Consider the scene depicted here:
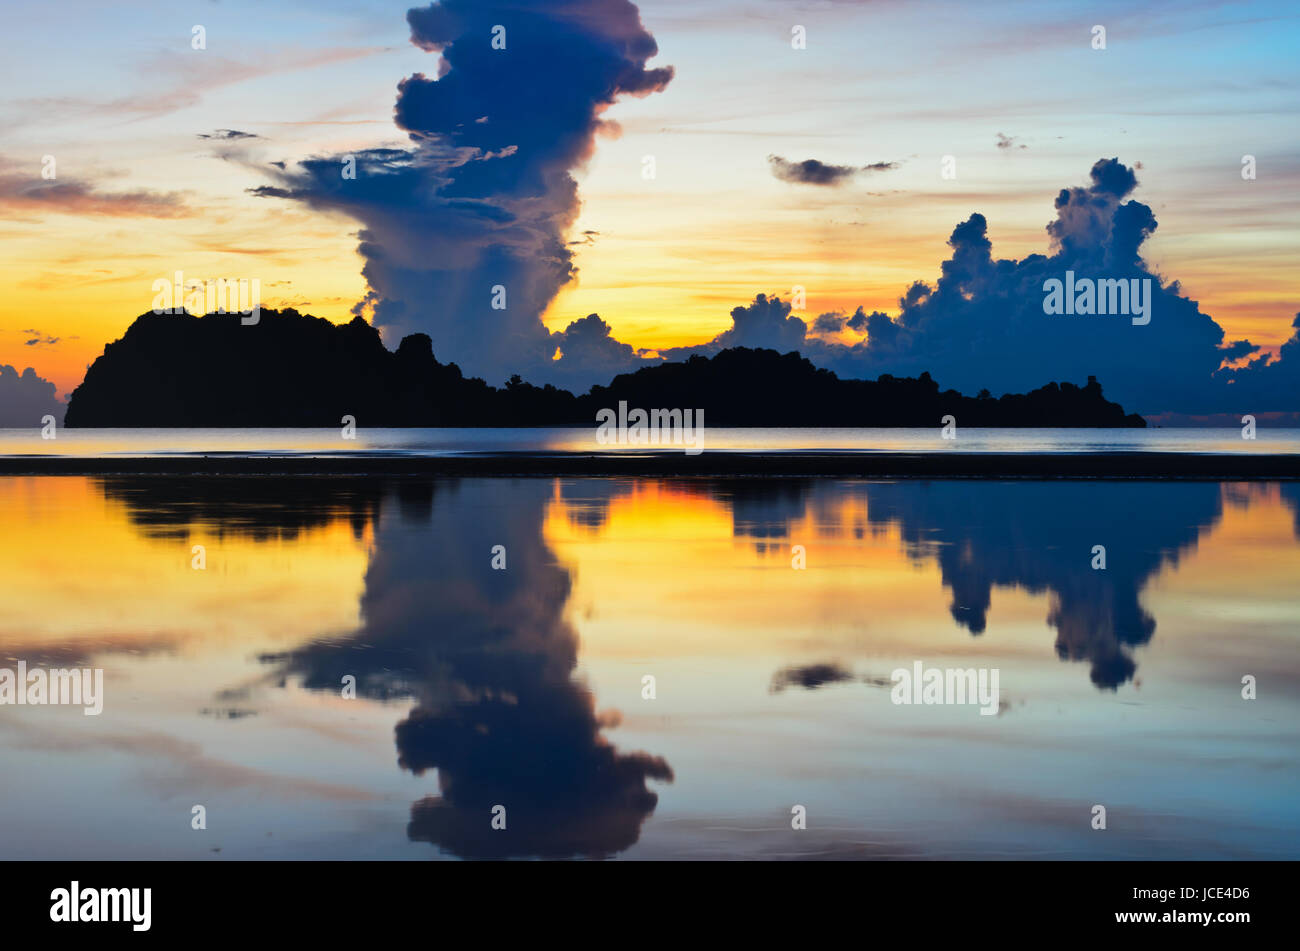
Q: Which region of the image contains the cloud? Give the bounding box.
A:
[661,293,807,359]
[547,313,643,390]
[0,158,191,219]
[249,0,672,387]
[239,20,1294,419]
[770,156,856,185]
[0,364,66,426]
[663,158,1299,415]
[198,129,259,140]
[10,48,388,130]
[811,312,847,336]
[768,154,896,186]
[1217,312,1300,411]
[22,329,60,347]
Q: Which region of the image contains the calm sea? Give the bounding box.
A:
[2,426,1300,456]
[1,473,1296,859]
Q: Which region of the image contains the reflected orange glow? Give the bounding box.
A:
[0,476,370,654]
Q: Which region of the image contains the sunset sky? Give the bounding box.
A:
[1,0,1297,402]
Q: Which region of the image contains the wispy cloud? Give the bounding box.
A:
[0,158,191,219]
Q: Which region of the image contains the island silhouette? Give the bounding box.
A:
[64,308,1145,428]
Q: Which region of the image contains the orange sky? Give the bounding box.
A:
[2,0,1297,399]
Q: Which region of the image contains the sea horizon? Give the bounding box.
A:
[5,426,1300,458]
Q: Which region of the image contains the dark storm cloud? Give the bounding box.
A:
[667,158,1297,415]
[0,364,65,426]
[250,0,672,387]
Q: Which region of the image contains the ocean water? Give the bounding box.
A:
[2,426,1300,456]
[0,474,1296,859]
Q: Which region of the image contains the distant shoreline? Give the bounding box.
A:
[3,452,1298,479]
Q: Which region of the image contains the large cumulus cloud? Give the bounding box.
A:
[546,312,643,391]
[249,13,1294,422]
[659,293,807,360]
[251,0,671,387]
[670,158,1296,416]
[837,158,1234,413]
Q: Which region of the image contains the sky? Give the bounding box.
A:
[0,0,1297,417]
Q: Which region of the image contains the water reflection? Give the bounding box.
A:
[281,480,673,859]
[3,473,1295,858]
[100,475,382,542]
[98,477,676,859]
[857,481,1223,688]
[549,478,1228,688]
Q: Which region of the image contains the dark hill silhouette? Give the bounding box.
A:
[587,348,1143,427]
[64,308,1144,428]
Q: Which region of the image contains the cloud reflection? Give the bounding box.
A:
[261,478,674,858]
